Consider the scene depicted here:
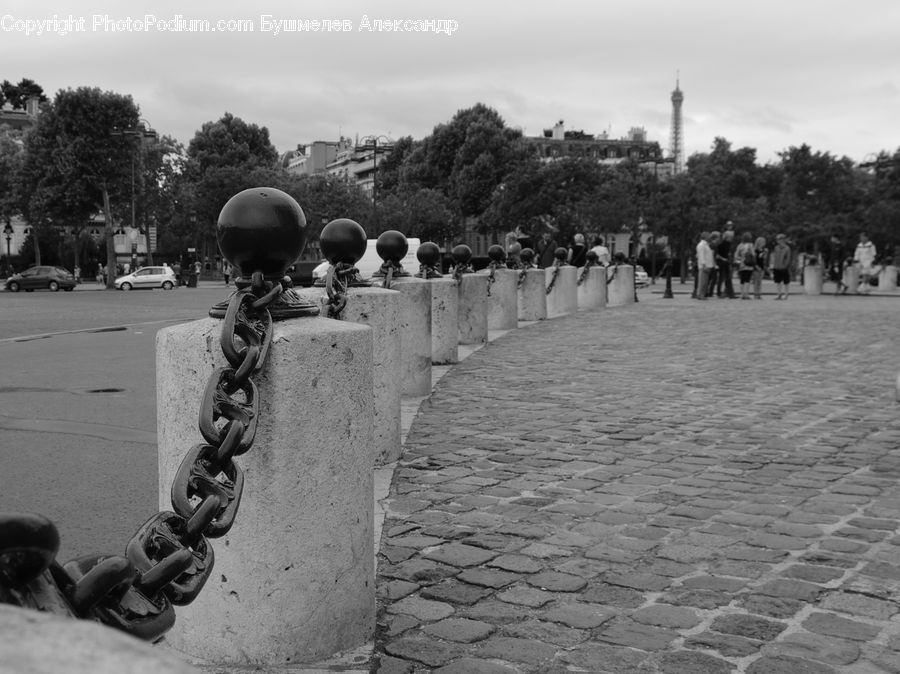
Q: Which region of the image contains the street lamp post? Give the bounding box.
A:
[358,135,393,230]
[110,119,158,265]
[3,223,12,275]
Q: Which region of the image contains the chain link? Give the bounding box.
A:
[0,271,280,642]
[607,263,619,286]
[325,262,360,318]
[545,262,561,295]
[577,259,596,286]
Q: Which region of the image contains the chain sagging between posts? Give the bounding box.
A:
[0,187,317,643]
[517,248,535,287]
[577,251,599,286]
[485,244,506,297]
[545,247,567,295]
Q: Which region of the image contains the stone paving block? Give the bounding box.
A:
[388,596,456,621]
[425,543,498,568]
[457,568,520,589]
[746,654,838,673]
[604,571,672,592]
[685,631,762,657]
[819,537,870,553]
[763,631,860,666]
[598,617,679,651]
[487,554,543,573]
[383,636,464,667]
[544,603,613,629]
[557,642,654,673]
[384,614,421,637]
[476,636,558,665]
[658,650,733,674]
[433,659,518,674]
[680,575,747,593]
[500,618,588,647]
[422,617,495,643]
[632,604,702,629]
[525,571,587,592]
[420,580,495,606]
[373,655,415,673]
[381,559,460,584]
[820,591,899,619]
[461,599,531,625]
[739,594,804,618]
[495,585,555,607]
[710,613,787,640]
[802,611,882,641]
[379,580,421,601]
[581,582,646,608]
[380,546,420,564]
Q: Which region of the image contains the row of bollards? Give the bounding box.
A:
[1,188,639,672]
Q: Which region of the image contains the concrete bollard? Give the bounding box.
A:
[607,264,635,306]
[373,231,432,396]
[417,243,458,365]
[479,247,518,331]
[0,604,200,674]
[156,188,376,667]
[452,245,488,345]
[844,264,860,293]
[879,265,898,291]
[577,255,607,310]
[517,251,547,322]
[314,218,402,465]
[803,263,823,295]
[545,248,577,318]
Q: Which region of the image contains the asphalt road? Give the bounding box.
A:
[0,282,236,563]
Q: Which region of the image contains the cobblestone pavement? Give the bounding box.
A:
[373,293,900,673]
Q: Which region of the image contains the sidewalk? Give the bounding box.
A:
[371,291,900,673]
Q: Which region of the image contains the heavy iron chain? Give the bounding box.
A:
[325,262,359,318]
[517,261,533,288]
[452,262,470,285]
[0,271,278,642]
[486,261,503,297]
[577,259,596,286]
[545,261,562,295]
[377,260,400,290]
[606,263,619,286]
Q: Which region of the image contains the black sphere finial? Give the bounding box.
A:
[451,244,472,266]
[417,242,441,267]
[217,187,307,280]
[488,245,506,263]
[376,230,408,264]
[320,219,367,265]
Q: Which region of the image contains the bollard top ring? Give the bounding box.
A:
[217,187,307,280]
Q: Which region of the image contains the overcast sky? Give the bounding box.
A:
[3,0,899,164]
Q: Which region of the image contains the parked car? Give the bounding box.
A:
[114,266,178,290]
[5,265,76,292]
[634,265,650,288]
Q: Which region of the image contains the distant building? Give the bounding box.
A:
[284,135,394,199]
[0,96,40,132]
[670,76,685,174]
[283,140,343,176]
[523,120,674,178]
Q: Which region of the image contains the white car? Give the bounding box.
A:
[634,265,650,288]
[313,238,422,282]
[115,266,178,290]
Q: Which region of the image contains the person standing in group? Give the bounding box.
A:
[514,225,534,252]
[716,225,736,298]
[694,231,715,300]
[733,232,756,300]
[772,233,792,299]
[706,231,721,297]
[752,236,768,299]
[853,232,877,295]
[826,234,849,294]
[589,237,611,266]
[568,233,587,268]
[535,230,559,269]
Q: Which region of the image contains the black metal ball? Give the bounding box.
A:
[320,218,367,265]
[451,244,472,265]
[217,187,307,279]
[417,242,441,267]
[376,230,408,263]
[554,247,568,261]
[586,250,599,262]
[488,245,506,262]
[520,248,535,263]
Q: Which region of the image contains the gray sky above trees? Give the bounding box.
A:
[3,0,898,163]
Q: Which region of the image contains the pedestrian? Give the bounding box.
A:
[826,234,848,294]
[223,262,231,285]
[535,230,558,269]
[589,237,611,266]
[706,231,721,297]
[694,231,715,300]
[853,232,877,295]
[514,225,533,251]
[568,233,587,268]
[752,236,768,299]
[716,226,736,298]
[772,233,792,300]
[733,232,756,299]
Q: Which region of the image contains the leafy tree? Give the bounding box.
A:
[0,126,24,229]
[18,87,139,283]
[375,187,455,243]
[1,78,47,109]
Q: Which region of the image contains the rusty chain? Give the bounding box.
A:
[0,271,278,642]
[606,263,619,286]
[377,260,401,290]
[577,259,596,286]
[545,262,561,295]
[325,262,360,318]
